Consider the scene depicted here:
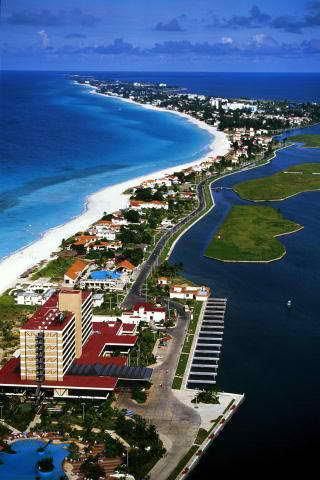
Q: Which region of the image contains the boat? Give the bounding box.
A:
[286,299,292,308]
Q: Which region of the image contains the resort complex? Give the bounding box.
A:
[0,289,154,400]
[0,76,319,480]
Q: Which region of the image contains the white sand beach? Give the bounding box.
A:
[0,87,230,294]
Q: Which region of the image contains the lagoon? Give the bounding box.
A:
[170,124,320,476]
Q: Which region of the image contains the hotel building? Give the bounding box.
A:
[0,289,151,400]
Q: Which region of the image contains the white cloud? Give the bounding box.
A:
[38,30,49,49]
[221,36,234,44]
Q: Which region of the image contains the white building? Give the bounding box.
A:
[64,259,90,288]
[121,302,166,325]
[129,200,168,210]
[16,287,56,306]
[169,285,210,302]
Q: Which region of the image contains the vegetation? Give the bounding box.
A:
[79,456,105,479]
[123,209,141,223]
[104,433,124,458]
[131,385,148,404]
[172,301,203,390]
[32,257,74,280]
[67,442,80,461]
[37,456,54,472]
[132,186,166,201]
[290,134,320,148]
[0,293,36,361]
[206,205,302,262]
[121,247,143,266]
[234,162,320,201]
[194,428,209,445]
[157,261,183,278]
[192,388,220,405]
[129,326,159,366]
[114,414,166,480]
[0,395,37,431]
[166,445,198,480]
[119,224,152,245]
[93,292,123,316]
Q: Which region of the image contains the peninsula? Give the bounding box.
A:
[290,134,320,147]
[206,205,302,262]
[234,162,320,201]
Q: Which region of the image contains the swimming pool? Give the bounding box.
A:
[0,439,69,480]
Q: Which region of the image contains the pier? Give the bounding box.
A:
[186,297,227,388]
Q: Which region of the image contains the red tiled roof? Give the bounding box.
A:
[121,323,136,333]
[21,290,91,331]
[0,358,117,390]
[76,321,137,365]
[64,259,89,280]
[130,200,166,206]
[116,260,135,271]
[22,292,74,331]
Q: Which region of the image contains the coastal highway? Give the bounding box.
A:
[122,177,210,308]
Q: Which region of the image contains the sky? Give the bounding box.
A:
[1,0,320,71]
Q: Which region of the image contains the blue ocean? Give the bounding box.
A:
[1,71,320,477]
[0,71,212,260]
[2,71,319,261]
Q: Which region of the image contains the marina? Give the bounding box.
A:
[186,298,226,388]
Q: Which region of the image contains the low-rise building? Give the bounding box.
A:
[129,200,168,210]
[80,269,127,291]
[64,259,90,287]
[169,284,210,302]
[121,302,166,325]
[116,260,136,274]
[15,287,56,306]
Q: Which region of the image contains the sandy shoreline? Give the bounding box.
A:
[0,84,230,294]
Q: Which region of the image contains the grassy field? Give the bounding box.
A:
[290,134,320,148]
[234,163,320,201]
[172,301,203,390]
[32,256,74,280]
[0,293,36,363]
[205,205,302,262]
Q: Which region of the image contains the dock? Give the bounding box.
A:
[186,297,227,388]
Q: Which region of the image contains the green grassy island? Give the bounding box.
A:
[234,163,320,201]
[205,205,302,262]
[290,134,320,148]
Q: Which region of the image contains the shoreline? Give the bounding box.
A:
[0,84,230,294]
[234,186,320,203]
[205,224,304,264]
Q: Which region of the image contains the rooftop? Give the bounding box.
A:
[116,260,135,271]
[21,290,91,331]
[0,358,117,391]
[76,321,137,365]
[21,293,73,331]
[133,302,166,313]
[64,259,89,280]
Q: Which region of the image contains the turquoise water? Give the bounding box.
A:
[0,439,69,479]
[0,71,212,260]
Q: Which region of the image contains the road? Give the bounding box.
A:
[118,181,211,477]
[116,301,201,480]
[122,179,209,309]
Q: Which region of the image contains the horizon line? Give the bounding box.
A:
[1,69,320,74]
